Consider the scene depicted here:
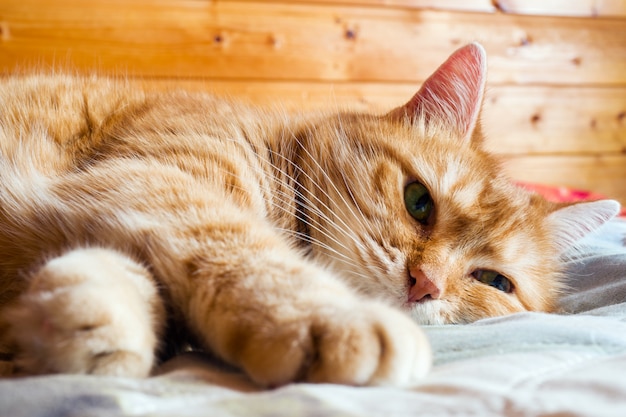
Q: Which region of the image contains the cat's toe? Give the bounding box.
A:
[235,300,431,387]
[305,301,431,386]
[4,286,155,377]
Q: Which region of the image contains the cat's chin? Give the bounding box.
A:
[403,300,449,326]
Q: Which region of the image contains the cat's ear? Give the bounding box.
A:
[546,199,621,253]
[388,42,487,141]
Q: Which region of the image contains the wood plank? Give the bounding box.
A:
[2,0,626,85]
[494,0,626,18]
[481,86,626,155]
[503,155,626,205]
[300,0,626,17]
[291,0,496,13]
[134,79,626,155]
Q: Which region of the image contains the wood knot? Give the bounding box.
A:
[0,22,9,41]
[267,34,282,48]
[519,35,532,46]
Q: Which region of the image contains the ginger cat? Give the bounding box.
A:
[0,43,619,386]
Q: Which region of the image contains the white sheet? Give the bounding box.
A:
[1,220,626,417]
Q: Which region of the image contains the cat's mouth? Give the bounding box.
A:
[413,294,434,303]
[402,295,435,314]
[402,287,448,325]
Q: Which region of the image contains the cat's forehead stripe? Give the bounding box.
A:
[409,150,485,213]
[439,160,460,196]
[451,180,484,212]
[440,156,484,210]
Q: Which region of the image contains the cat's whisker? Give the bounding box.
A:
[275,196,361,260]
[308,149,386,254]
[278,230,370,279]
[214,166,358,261]
[274,227,360,268]
[285,134,372,247]
[338,169,385,245]
[291,185,367,250]
[212,133,369,257]
[273,213,367,273]
[264,143,365,238]
[229,143,370,256]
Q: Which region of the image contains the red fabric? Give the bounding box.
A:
[516,182,626,218]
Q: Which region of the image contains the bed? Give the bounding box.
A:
[2,213,625,417]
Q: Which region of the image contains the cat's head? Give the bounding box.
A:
[297,43,620,324]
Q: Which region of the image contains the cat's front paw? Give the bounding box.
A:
[3,249,162,377]
[306,301,431,386]
[236,300,431,387]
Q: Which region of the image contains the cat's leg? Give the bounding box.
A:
[3,248,164,377]
[177,221,432,387]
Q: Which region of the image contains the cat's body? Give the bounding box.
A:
[0,44,619,386]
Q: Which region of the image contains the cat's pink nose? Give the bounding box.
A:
[408,267,441,302]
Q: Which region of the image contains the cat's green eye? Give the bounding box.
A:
[404,182,433,224]
[472,270,514,293]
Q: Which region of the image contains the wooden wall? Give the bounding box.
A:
[1,0,626,203]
